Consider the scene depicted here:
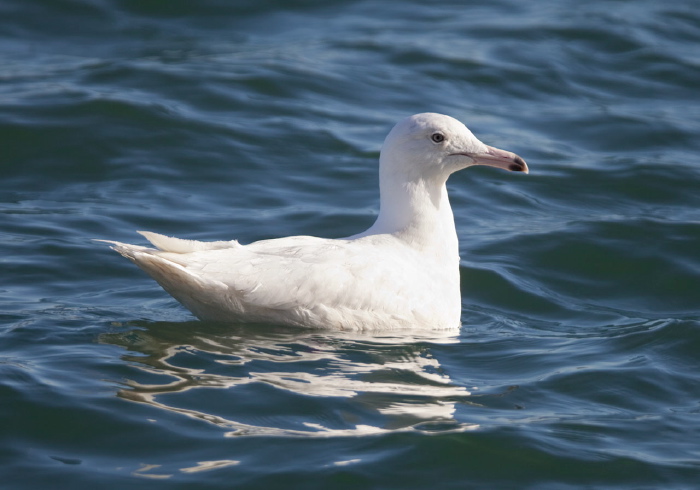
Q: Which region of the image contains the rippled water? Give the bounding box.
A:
[2,0,700,488]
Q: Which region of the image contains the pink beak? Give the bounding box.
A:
[456,145,529,174]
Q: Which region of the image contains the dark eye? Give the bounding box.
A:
[431,132,445,143]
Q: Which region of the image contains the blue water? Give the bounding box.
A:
[2,0,700,488]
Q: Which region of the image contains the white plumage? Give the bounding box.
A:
[101,113,528,330]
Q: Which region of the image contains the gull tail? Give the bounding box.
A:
[95,233,240,321]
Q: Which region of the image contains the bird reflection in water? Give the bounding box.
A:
[100,322,479,437]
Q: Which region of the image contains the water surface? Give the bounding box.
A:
[2,0,700,488]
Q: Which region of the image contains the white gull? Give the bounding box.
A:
[100,113,528,330]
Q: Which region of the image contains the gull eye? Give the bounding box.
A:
[431,132,445,143]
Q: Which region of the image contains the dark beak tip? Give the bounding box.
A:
[509,155,529,173]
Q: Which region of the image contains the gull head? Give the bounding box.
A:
[380,113,528,183]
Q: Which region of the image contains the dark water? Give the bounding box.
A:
[2,0,700,488]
